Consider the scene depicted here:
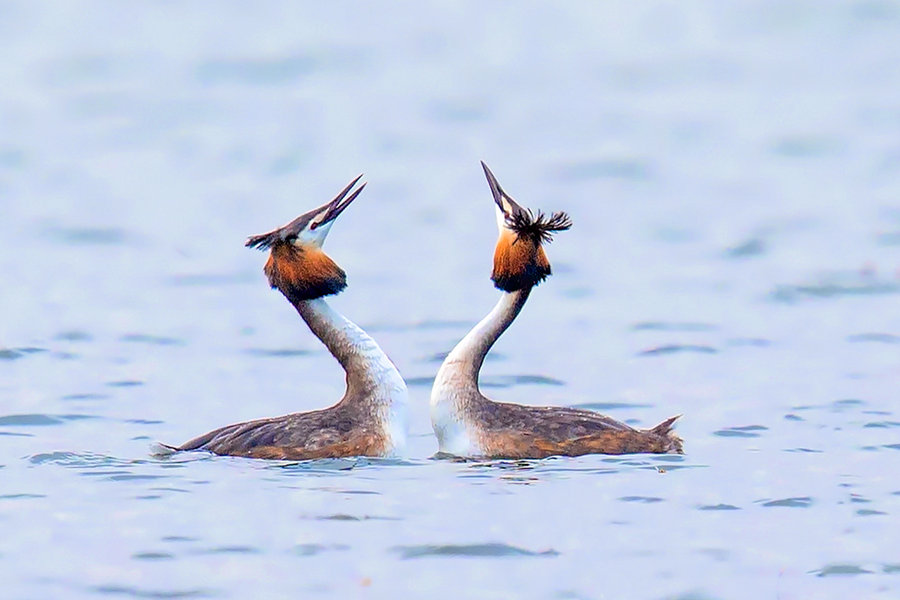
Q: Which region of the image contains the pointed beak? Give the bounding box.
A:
[314,174,366,230]
[245,174,366,250]
[481,161,526,221]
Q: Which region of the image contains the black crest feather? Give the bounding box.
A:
[246,230,286,250]
[507,210,572,244]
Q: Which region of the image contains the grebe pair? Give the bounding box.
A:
[174,164,682,460]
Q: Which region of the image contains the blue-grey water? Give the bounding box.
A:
[2,2,900,598]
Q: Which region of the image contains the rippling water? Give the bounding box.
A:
[2,2,900,598]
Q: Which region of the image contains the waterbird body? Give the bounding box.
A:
[175,176,408,460]
[429,163,682,459]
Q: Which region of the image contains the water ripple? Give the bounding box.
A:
[193,545,260,555]
[292,543,349,556]
[55,330,93,342]
[759,497,813,508]
[28,451,152,468]
[91,584,215,598]
[120,334,184,346]
[771,277,900,303]
[724,238,766,258]
[0,414,99,426]
[811,564,873,577]
[639,345,718,356]
[43,226,132,246]
[0,493,46,500]
[132,551,174,561]
[697,504,740,511]
[632,321,717,332]
[244,348,311,358]
[0,347,45,361]
[847,333,900,344]
[619,496,664,503]
[107,380,144,388]
[713,425,767,438]
[393,543,559,559]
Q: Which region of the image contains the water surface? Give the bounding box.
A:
[2,2,900,598]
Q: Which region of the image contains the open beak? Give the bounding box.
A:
[314,174,366,230]
[481,161,526,222]
[246,175,366,250]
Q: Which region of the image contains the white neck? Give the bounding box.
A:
[295,297,408,454]
[429,289,530,454]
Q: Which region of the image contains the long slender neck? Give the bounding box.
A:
[435,288,531,396]
[293,297,404,402]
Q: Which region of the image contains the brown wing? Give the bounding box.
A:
[481,427,681,458]
[237,429,386,460]
[177,406,387,460]
[473,401,632,438]
[474,401,682,458]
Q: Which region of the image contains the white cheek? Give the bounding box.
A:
[494,205,508,231]
[297,222,333,247]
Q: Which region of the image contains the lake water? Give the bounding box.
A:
[2,2,900,598]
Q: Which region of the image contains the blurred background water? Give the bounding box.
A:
[2,1,900,598]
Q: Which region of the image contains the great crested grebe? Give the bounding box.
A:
[430,162,682,459]
[174,176,408,460]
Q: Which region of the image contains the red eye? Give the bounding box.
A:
[310,222,318,230]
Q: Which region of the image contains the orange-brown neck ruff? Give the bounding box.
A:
[491,230,551,292]
[264,243,347,303]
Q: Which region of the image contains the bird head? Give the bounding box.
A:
[481,162,572,292]
[246,175,365,303]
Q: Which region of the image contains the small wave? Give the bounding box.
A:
[847,333,900,344]
[29,451,152,468]
[619,496,664,503]
[0,349,24,360]
[0,347,46,361]
[771,277,900,303]
[62,393,109,401]
[392,542,559,559]
[697,504,740,511]
[724,238,766,258]
[55,330,93,342]
[313,514,400,522]
[811,564,873,577]
[0,414,100,426]
[244,348,311,358]
[193,545,260,555]
[292,543,349,556]
[0,493,46,500]
[120,333,184,346]
[714,425,767,438]
[632,321,717,332]
[639,345,717,356]
[43,225,132,246]
[759,497,813,508]
[92,584,215,598]
[131,551,174,561]
[107,380,144,388]
[863,420,900,428]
